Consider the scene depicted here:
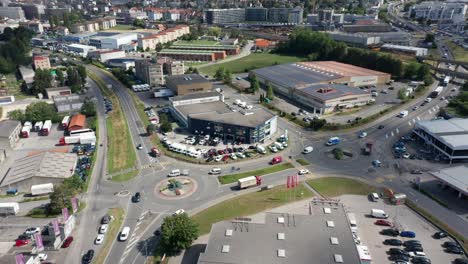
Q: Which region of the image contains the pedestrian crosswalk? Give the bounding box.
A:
[119,216,145,263]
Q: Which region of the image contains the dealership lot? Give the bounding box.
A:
[340,194,462,264]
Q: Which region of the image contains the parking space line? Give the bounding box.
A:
[412,118,416,123]
[428,109,432,114]
[408,121,412,126]
[417,116,421,120]
[432,107,437,112]
[391,131,394,137]
[395,128,399,134]
[385,134,388,139]
[436,105,440,109]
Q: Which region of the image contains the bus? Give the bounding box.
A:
[69,128,93,136]
[443,76,450,86]
[430,86,444,98]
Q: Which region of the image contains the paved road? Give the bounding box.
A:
[197,41,254,70]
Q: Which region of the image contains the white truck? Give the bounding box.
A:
[347,213,358,232]
[398,110,408,118]
[59,132,96,145]
[0,203,19,216]
[31,183,54,196]
[153,89,175,98]
[21,122,32,138]
[238,176,261,189]
[34,121,44,132]
[371,209,389,219]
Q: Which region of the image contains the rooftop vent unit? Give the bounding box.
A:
[323,207,332,214]
[277,216,285,223]
[327,221,335,227]
[222,245,230,253]
[225,229,233,237]
[330,237,339,245]
[277,249,286,258]
[334,254,343,263]
[277,233,285,240]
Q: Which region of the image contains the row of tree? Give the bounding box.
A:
[8,101,62,123]
[214,67,233,84]
[31,65,87,95]
[48,11,84,30]
[275,28,431,81]
[0,27,34,74]
[447,82,468,116]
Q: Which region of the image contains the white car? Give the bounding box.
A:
[424,98,432,103]
[298,169,309,175]
[230,153,237,160]
[214,155,222,162]
[236,152,246,158]
[359,132,367,138]
[38,253,47,261]
[409,251,426,257]
[204,135,210,141]
[402,153,410,159]
[269,145,278,153]
[25,227,40,235]
[173,209,185,216]
[95,234,105,245]
[99,224,108,234]
[198,139,206,145]
[412,106,419,111]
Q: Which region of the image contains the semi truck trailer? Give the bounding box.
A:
[238,176,262,189]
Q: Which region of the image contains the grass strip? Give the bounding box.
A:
[192,183,314,234]
[296,158,310,166]
[218,162,294,184]
[88,72,137,176]
[93,208,125,264]
[306,177,376,197]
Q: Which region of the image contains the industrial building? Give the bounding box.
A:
[87,49,126,62]
[62,32,98,43]
[0,151,78,193]
[46,86,72,99]
[366,32,411,45]
[413,118,468,162]
[343,23,392,33]
[166,74,212,95]
[170,44,240,56]
[65,43,97,57]
[198,201,362,264]
[430,166,468,198]
[293,84,373,114]
[53,94,85,113]
[0,120,21,149]
[381,44,428,57]
[170,92,277,144]
[327,32,381,47]
[135,58,185,87]
[89,32,138,49]
[106,58,136,70]
[157,49,220,62]
[252,61,389,114]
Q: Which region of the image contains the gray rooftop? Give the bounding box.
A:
[297,84,370,101]
[166,74,210,86]
[0,152,77,187]
[177,101,276,128]
[46,86,71,92]
[198,203,360,264]
[170,91,220,102]
[252,63,342,89]
[416,118,468,149]
[430,166,468,195]
[0,120,21,138]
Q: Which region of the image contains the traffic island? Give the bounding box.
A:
[325,148,354,161]
[155,177,198,200]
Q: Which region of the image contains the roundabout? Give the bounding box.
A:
[155,176,198,200]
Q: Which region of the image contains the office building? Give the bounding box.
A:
[0,6,25,19]
[204,8,246,24]
[135,58,185,87]
[413,118,468,162]
[170,92,277,144]
[268,7,303,23]
[246,7,268,21]
[89,32,138,49]
[409,1,467,24]
[20,4,45,20]
[166,74,212,95]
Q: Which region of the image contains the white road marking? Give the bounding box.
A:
[408,121,412,126]
[417,116,421,120]
[436,105,440,109]
[396,128,399,134]
[391,131,394,137]
[385,134,388,139]
[428,109,432,114]
[432,107,437,112]
[412,118,416,123]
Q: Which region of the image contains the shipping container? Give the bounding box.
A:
[34,121,44,132]
[31,183,54,196]
[41,120,52,136]
[61,116,70,129]
[0,203,19,215]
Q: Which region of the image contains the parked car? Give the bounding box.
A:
[378,125,385,129]
[403,240,422,247]
[24,227,40,235]
[446,247,464,254]
[411,170,423,174]
[384,239,403,246]
[132,192,141,203]
[411,256,431,263]
[99,224,108,234]
[375,220,393,226]
[390,255,410,262]
[95,234,104,245]
[443,241,458,248]
[82,249,94,264]
[38,253,47,261]
[62,236,74,248]
[15,239,29,247]
[298,169,309,175]
[400,231,416,238]
[222,155,229,161]
[389,248,409,255]
[381,229,399,237]
[433,231,447,239]
[405,245,424,252]
[173,209,185,216]
[454,258,468,264]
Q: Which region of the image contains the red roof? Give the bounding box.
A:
[68,114,86,130]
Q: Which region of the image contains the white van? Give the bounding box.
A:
[168,169,180,177]
[274,142,284,150]
[347,213,358,232]
[234,99,241,105]
[371,209,388,219]
[302,146,313,154]
[257,145,266,154]
[398,110,408,118]
[209,168,221,175]
[119,227,130,241]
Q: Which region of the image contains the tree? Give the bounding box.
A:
[77,65,87,83]
[160,121,172,133]
[32,69,52,95]
[159,214,199,256]
[67,66,83,93]
[424,33,435,43]
[208,27,221,37]
[398,88,408,100]
[214,67,225,81]
[223,69,232,84]
[250,75,260,93]
[267,83,274,100]
[133,18,145,28]
[81,99,96,117]
[56,69,65,86]
[25,101,60,123]
[403,62,419,80]
[416,64,430,81]
[147,124,157,135]
[7,109,25,121]
[192,68,199,74]
[309,119,326,130]
[156,43,163,52]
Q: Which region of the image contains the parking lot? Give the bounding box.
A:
[340,194,462,264]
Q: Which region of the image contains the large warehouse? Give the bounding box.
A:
[0,151,78,192]
[413,118,468,162]
[252,61,388,113]
[170,92,277,144]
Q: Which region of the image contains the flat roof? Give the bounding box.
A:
[0,152,77,187]
[382,44,427,52]
[430,166,468,195]
[198,203,360,264]
[166,74,210,85]
[170,91,220,102]
[159,49,217,55]
[416,119,468,149]
[176,101,275,128]
[0,120,20,138]
[297,84,370,101]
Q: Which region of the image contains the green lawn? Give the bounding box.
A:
[199,53,304,76]
[0,74,33,100]
[192,183,313,234]
[446,41,468,63]
[108,24,135,31]
[110,170,139,182]
[94,208,125,264]
[175,40,220,45]
[296,158,310,166]
[218,162,294,184]
[306,177,377,197]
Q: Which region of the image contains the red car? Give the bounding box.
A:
[375,220,393,226]
[217,150,225,155]
[15,239,29,247]
[222,155,229,161]
[62,236,74,248]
